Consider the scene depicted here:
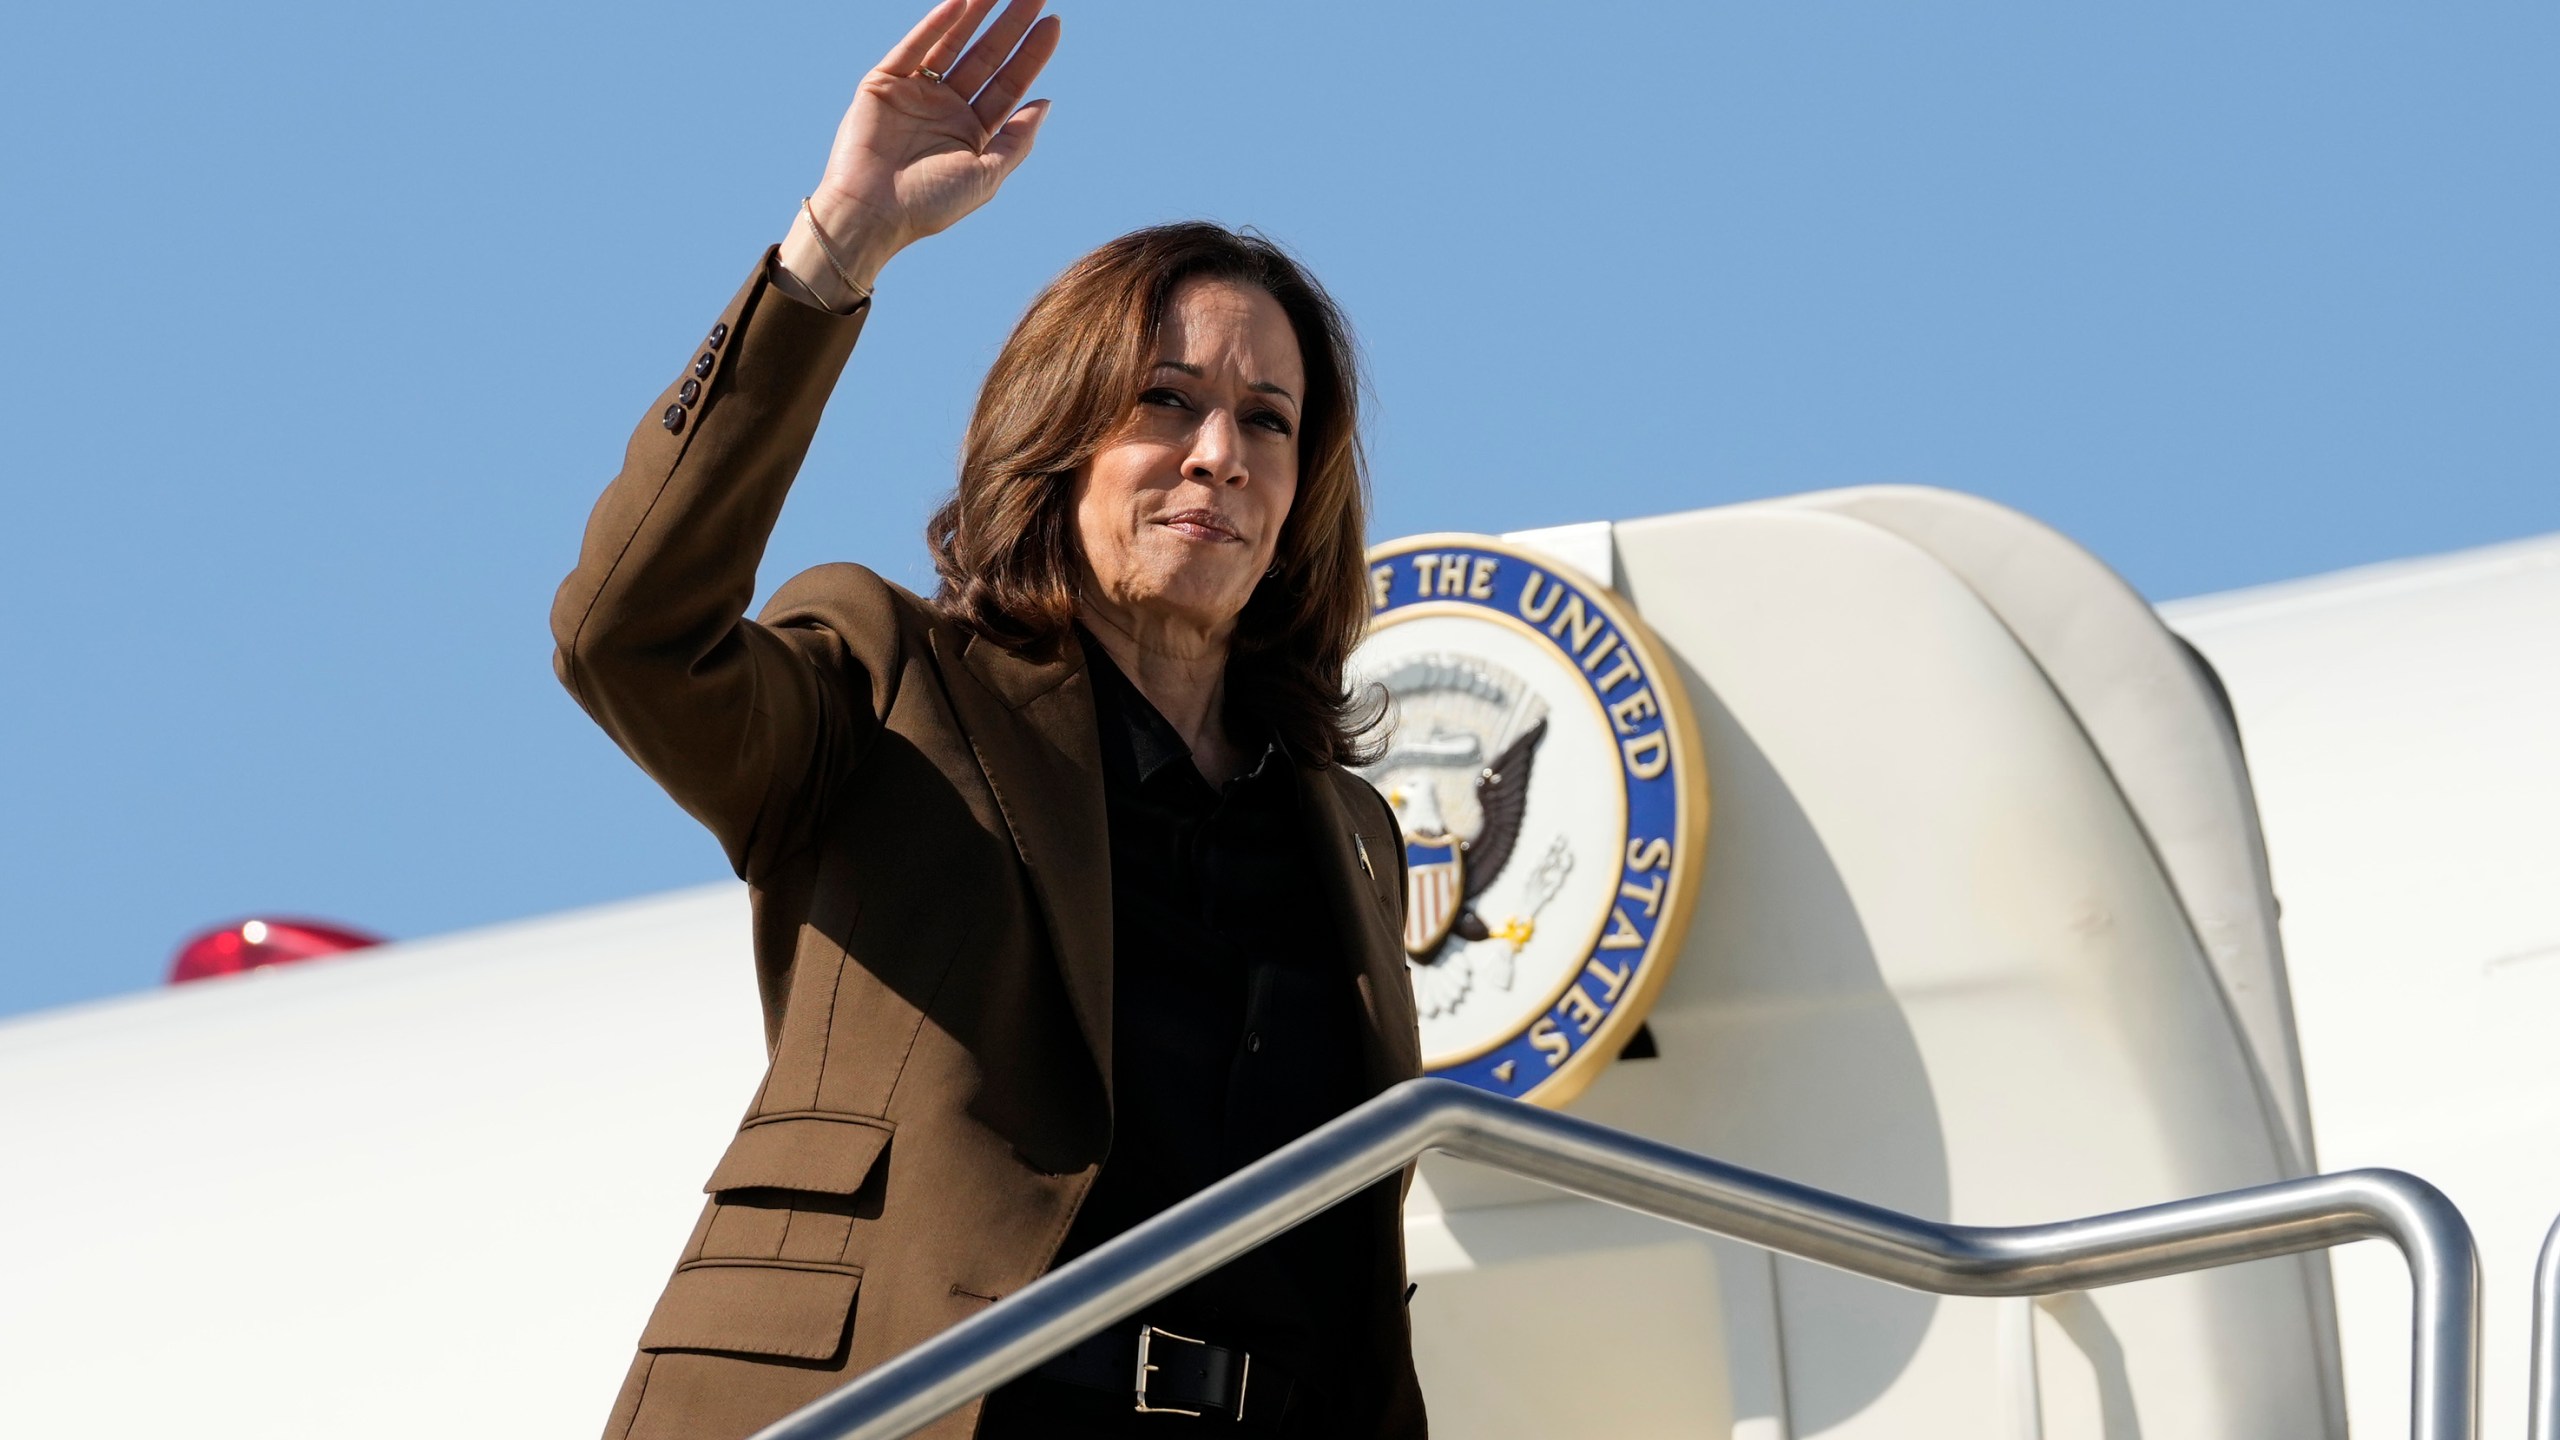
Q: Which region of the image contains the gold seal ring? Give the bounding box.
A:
[916,65,947,84]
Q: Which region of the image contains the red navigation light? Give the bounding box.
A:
[168,918,385,984]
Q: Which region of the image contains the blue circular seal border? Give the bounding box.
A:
[1363,533,1711,1108]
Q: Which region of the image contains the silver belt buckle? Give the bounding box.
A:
[1134,1324,1251,1418]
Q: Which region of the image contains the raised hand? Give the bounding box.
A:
[781,0,1062,307]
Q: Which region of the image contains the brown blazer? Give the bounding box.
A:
[552,250,1427,1440]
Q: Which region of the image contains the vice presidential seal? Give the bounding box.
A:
[1353,534,1708,1108]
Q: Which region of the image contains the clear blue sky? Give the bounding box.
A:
[2,2,2552,1019]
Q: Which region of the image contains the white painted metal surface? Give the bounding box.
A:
[1410,502,2337,1440]
[2168,533,2560,1440]
[1775,486,2313,1176]
[0,886,765,1437]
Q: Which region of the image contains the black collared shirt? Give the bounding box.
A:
[1048,635,1374,1370]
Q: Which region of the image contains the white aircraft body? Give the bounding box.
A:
[1,489,2553,1438]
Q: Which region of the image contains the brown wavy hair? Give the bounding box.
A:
[928,222,1381,767]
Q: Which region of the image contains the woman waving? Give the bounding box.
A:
[552,3,1424,1436]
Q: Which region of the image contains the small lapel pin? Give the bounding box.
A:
[1354,833,1374,878]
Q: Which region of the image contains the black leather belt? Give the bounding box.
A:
[1029,1322,1296,1428]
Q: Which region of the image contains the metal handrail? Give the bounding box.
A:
[750,1078,2479,1440]
[2531,1211,2560,1440]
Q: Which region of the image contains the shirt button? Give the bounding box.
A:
[660,404,686,433]
[692,353,715,379]
[705,322,729,350]
[1245,1032,1262,1054]
[679,378,700,405]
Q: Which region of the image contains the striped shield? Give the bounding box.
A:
[1403,833,1465,957]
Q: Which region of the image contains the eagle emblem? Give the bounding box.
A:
[1398,719,1546,957]
[1361,656,1575,1019]
[1353,535,1706,1106]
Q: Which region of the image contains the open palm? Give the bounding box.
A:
[811,0,1061,263]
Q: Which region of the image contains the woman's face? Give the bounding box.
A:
[1072,276,1304,643]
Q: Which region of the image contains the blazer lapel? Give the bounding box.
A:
[937,629,1115,1104]
[933,627,1417,1104]
[1301,766,1425,1089]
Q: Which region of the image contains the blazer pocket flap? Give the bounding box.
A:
[706,1114,893,1195]
[639,1260,862,1360]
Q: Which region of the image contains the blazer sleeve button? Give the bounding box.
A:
[692,353,716,379]
[706,322,729,350]
[660,404,686,433]
[679,378,700,405]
